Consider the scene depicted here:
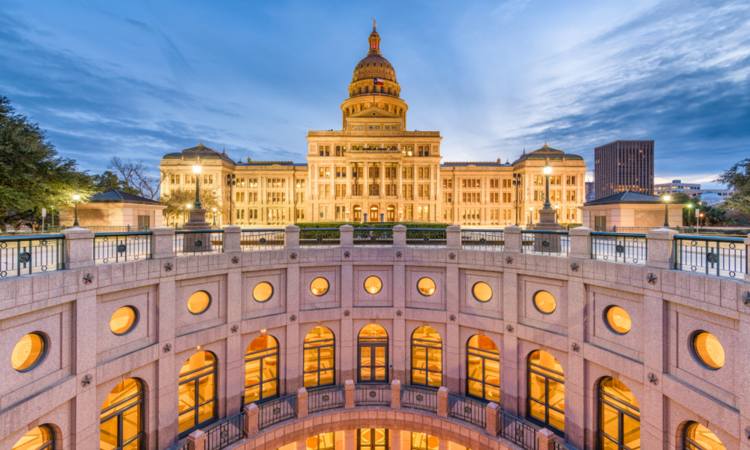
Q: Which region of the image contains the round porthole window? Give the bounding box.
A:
[604,305,632,335]
[471,282,493,302]
[187,290,211,315]
[691,330,725,370]
[253,281,274,302]
[11,332,47,372]
[109,306,139,335]
[532,290,556,314]
[310,277,330,296]
[417,277,436,297]
[363,276,383,295]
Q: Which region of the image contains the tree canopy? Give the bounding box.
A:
[0,96,93,228]
[718,158,750,218]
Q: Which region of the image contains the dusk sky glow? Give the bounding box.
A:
[1,0,748,188]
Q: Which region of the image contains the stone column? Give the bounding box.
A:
[297,387,308,418]
[243,403,259,436]
[437,387,449,418]
[345,429,356,450]
[187,430,207,450]
[485,402,499,436]
[393,224,407,247]
[285,224,300,249]
[344,379,355,408]
[391,380,401,409]
[446,225,461,249]
[536,428,555,450]
[568,226,591,260]
[503,226,522,254]
[340,225,354,247]
[63,227,94,269]
[74,291,98,450]
[646,228,677,269]
[222,225,242,253]
[150,227,175,259]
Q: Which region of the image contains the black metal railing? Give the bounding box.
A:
[448,393,486,428]
[521,230,569,256]
[591,232,647,264]
[205,411,245,450]
[0,234,65,278]
[93,231,152,264]
[461,229,505,251]
[355,383,391,407]
[300,227,340,246]
[258,395,296,429]
[353,227,393,245]
[174,229,224,255]
[498,410,537,450]
[308,385,345,413]
[674,235,747,279]
[406,228,446,246]
[240,229,285,251]
[401,385,437,412]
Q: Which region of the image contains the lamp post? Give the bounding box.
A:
[686,202,694,227]
[185,203,192,227]
[71,193,81,227]
[192,164,203,209]
[226,173,236,225]
[662,194,672,227]
[211,207,217,226]
[512,173,522,225]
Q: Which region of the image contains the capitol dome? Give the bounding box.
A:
[348,21,401,98]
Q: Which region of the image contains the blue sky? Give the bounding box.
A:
[1,0,748,188]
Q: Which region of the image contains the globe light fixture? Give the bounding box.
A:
[71,193,82,226]
[662,194,672,227]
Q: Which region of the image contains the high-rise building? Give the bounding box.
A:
[594,140,654,199]
[160,24,586,226]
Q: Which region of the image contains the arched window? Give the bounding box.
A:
[683,422,725,450]
[100,378,144,450]
[244,335,279,404]
[410,432,439,450]
[598,377,640,449]
[411,326,442,388]
[178,351,217,436]
[466,335,501,402]
[358,324,388,383]
[357,428,389,450]
[306,432,335,450]
[12,425,55,450]
[303,326,335,388]
[527,350,565,434]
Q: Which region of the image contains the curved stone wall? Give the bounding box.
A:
[0,227,748,449]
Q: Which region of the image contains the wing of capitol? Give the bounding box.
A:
[160,24,585,227]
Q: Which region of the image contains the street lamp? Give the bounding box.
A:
[211,207,217,226]
[543,165,552,209]
[226,173,236,225]
[686,202,694,227]
[192,164,203,209]
[662,194,672,227]
[71,193,82,227]
[185,203,193,226]
[528,207,534,225]
[512,173,522,225]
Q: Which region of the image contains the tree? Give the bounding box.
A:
[92,170,141,195]
[160,188,219,226]
[109,157,159,200]
[718,158,750,218]
[0,96,93,229]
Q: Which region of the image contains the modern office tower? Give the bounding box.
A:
[594,140,654,199]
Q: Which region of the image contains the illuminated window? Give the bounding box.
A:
[411,326,442,387]
[186,290,211,315]
[310,277,330,296]
[363,276,383,295]
[306,432,335,450]
[109,306,138,335]
[684,422,726,450]
[416,277,436,297]
[11,332,47,372]
[358,324,388,383]
[527,350,565,433]
[598,377,640,450]
[244,335,279,404]
[100,378,144,450]
[471,282,493,302]
[178,351,217,436]
[357,428,389,450]
[303,326,335,388]
[604,305,632,335]
[691,331,725,370]
[410,432,439,450]
[466,335,501,402]
[532,290,556,314]
[252,282,274,302]
[12,425,54,450]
